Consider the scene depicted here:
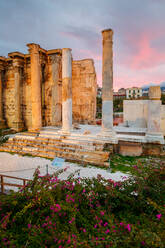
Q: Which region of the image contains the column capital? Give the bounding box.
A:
[102,29,113,41]
[0,57,6,71]
[149,86,161,100]
[12,58,24,68]
[27,43,40,54]
[62,48,72,52]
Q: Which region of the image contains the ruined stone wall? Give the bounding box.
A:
[72,59,97,123]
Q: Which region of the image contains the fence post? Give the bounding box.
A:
[1,175,4,193]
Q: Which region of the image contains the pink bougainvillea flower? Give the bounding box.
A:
[27,224,31,229]
[105,229,110,234]
[100,211,104,216]
[156,213,162,220]
[126,224,131,232]
[69,217,75,224]
[67,239,71,244]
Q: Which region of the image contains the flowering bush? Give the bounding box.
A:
[0,162,165,247]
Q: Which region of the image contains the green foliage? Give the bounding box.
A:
[0,163,165,247]
[161,93,165,105]
[0,131,9,145]
[0,128,17,145]
[96,96,102,118]
[110,154,137,173]
[113,98,124,112]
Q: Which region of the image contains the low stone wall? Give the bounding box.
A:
[123,100,165,135]
[116,141,165,157]
[161,105,165,136]
[123,100,149,128]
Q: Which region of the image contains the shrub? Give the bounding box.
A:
[0,163,165,247]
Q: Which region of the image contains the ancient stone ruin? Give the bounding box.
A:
[0,28,164,164]
[0,45,97,131]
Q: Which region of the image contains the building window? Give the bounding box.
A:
[129,90,131,93]
[129,95,131,98]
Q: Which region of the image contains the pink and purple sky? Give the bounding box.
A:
[0,0,165,90]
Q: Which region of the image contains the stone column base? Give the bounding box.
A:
[58,127,73,135]
[145,132,164,144]
[12,121,24,132]
[98,128,118,144]
[0,119,6,129]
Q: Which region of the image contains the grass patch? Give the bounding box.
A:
[110,154,165,174]
[110,154,137,173]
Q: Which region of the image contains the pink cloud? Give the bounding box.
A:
[62,30,165,90]
[114,66,165,90]
[122,31,165,70]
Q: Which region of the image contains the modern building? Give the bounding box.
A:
[142,88,149,97]
[126,87,142,99]
[113,88,126,99]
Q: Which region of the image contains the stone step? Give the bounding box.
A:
[1,141,109,156]
[8,137,105,151]
[13,133,107,146]
[0,131,112,167]
[11,135,104,144]
[0,146,110,167]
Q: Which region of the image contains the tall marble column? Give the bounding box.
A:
[101,29,117,143]
[61,48,72,134]
[27,43,42,131]
[0,64,6,128]
[13,59,24,131]
[146,86,164,144]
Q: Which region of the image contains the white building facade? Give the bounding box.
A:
[126,87,142,99]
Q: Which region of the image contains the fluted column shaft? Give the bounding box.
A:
[0,67,6,128]
[0,69,3,121]
[61,48,72,133]
[13,59,24,131]
[27,44,42,131]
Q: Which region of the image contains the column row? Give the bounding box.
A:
[27,44,73,133]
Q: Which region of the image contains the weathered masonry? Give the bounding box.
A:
[0,45,97,131]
